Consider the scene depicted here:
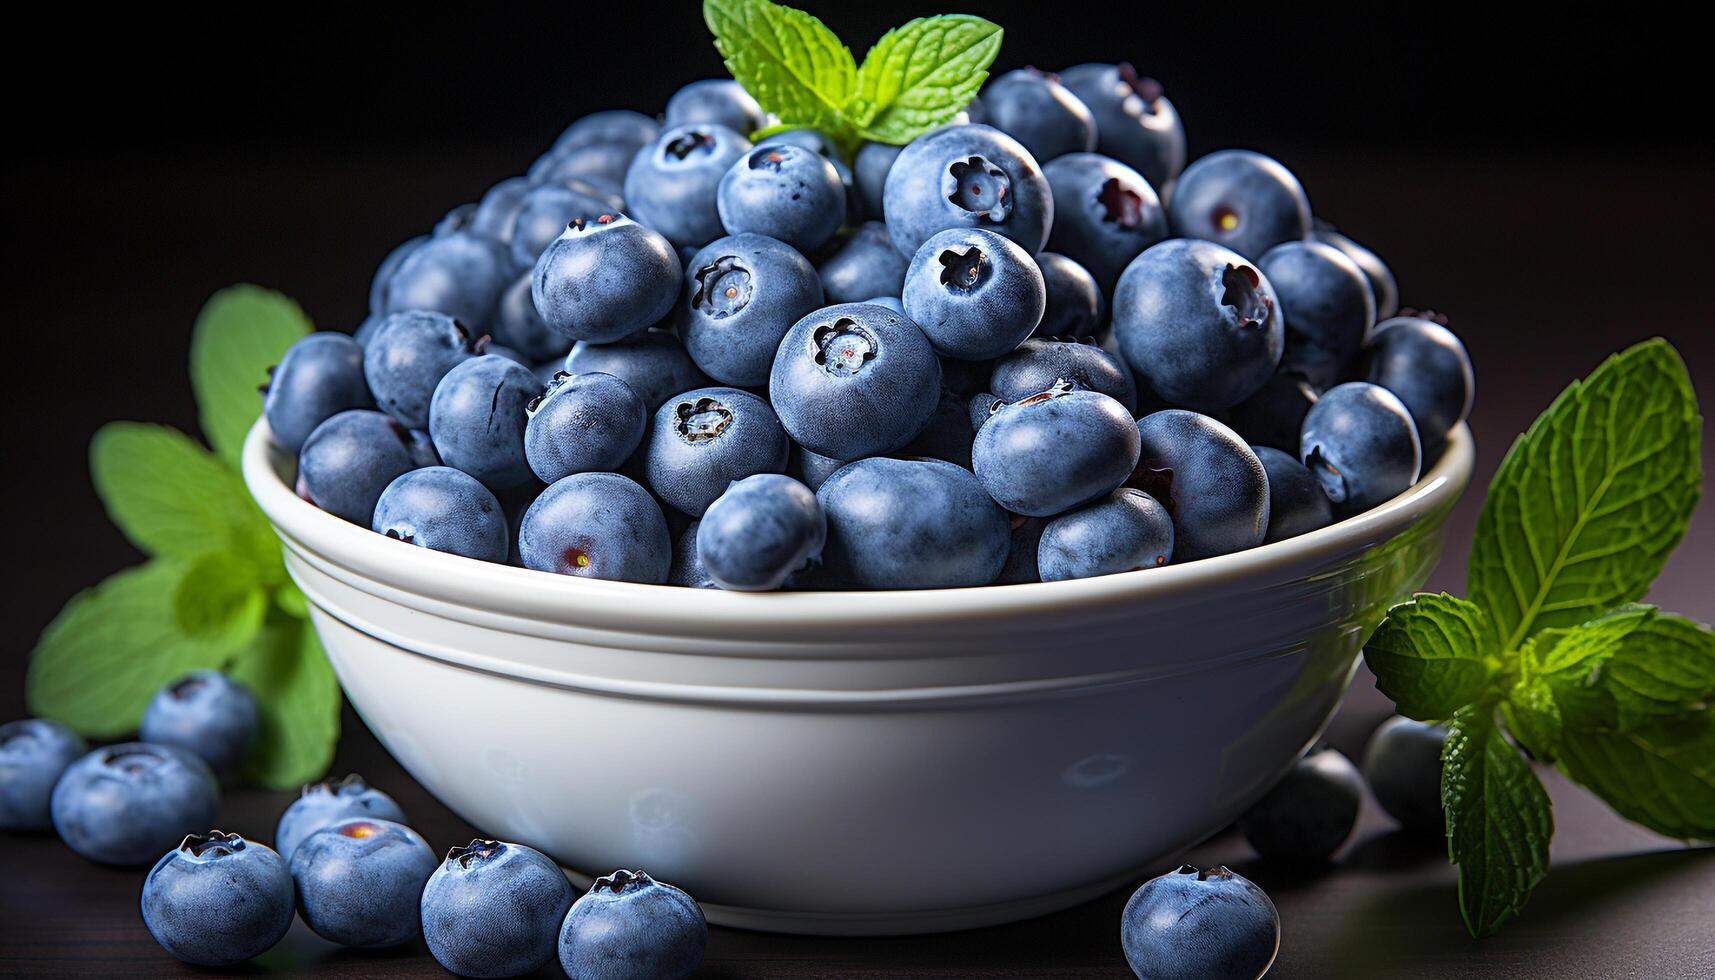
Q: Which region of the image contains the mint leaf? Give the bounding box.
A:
[229,617,341,789]
[174,551,268,646]
[26,562,235,736]
[90,422,277,566]
[1442,704,1553,937]
[1366,593,1501,720]
[851,15,1003,143]
[275,579,310,619]
[1468,339,1701,650]
[1554,714,1715,840]
[703,0,857,140]
[190,285,313,468]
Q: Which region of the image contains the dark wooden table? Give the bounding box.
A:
[3,150,1713,977]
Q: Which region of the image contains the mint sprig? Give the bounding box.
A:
[703,0,1001,155]
[1367,338,1710,937]
[26,285,340,789]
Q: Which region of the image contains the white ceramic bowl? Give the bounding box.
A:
[243,419,1472,936]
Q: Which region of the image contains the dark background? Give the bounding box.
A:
[3,1,1712,976]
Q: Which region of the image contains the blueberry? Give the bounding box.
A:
[509,181,625,270]
[141,830,294,966]
[427,355,539,491]
[697,474,826,591]
[369,235,428,315]
[530,140,642,200]
[421,839,576,979]
[792,445,849,492]
[353,313,384,347]
[564,329,712,412]
[968,391,1004,433]
[1112,238,1283,412]
[900,387,976,468]
[1057,64,1186,192]
[981,68,1098,163]
[1222,369,1319,455]
[1043,152,1167,294]
[139,672,257,777]
[903,228,1046,360]
[682,233,825,386]
[1038,488,1173,581]
[668,521,718,588]
[275,774,407,863]
[363,310,484,430]
[372,466,509,562]
[997,514,1046,584]
[1362,716,1448,835]
[469,176,534,244]
[819,457,1009,589]
[434,203,477,237]
[990,338,1137,414]
[1034,252,1104,339]
[853,141,903,221]
[261,332,373,453]
[645,387,790,516]
[1238,748,1363,863]
[624,123,752,249]
[1257,240,1376,388]
[1313,225,1399,320]
[972,383,1140,516]
[383,231,513,329]
[1253,446,1333,543]
[298,409,422,525]
[489,271,569,364]
[1120,865,1279,980]
[1167,149,1312,261]
[558,869,707,980]
[1299,381,1422,514]
[50,743,218,866]
[864,294,906,314]
[532,213,681,344]
[884,124,1054,257]
[0,719,86,830]
[550,110,660,154]
[524,371,647,484]
[819,221,909,305]
[1131,410,1270,561]
[1363,315,1474,456]
[717,143,846,254]
[666,79,766,134]
[769,302,943,461]
[291,818,437,948]
[519,472,672,583]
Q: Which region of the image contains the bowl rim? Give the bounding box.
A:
[243,417,1474,631]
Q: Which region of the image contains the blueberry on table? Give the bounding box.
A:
[1237,747,1363,863]
[717,143,847,255]
[372,466,509,562]
[973,384,1141,516]
[524,371,647,484]
[1313,224,1400,320]
[1362,715,1449,835]
[50,743,218,866]
[1222,369,1320,455]
[645,387,790,517]
[363,310,484,430]
[1364,314,1475,457]
[1258,239,1376,389]
[368,234,428,316]
[531,213,681,345]
[1112,238,1284,412]
[1120,865,1279,980]
[1043,151,1167,293]
[1167,149,1312,261]
[382,230,513,330]
[1034,252,1104,340]
[1038,487,1174,581]
[682,233,825,387]
[668,521,718,589]
[468,175,533,244]
[884,123,1054,257]
[769,302,943,461]
[519,472,672,583]
[559,869,707,980]
[1056,63,1186,192]
[990,338,1138,414]
[819,221,908,305]
[139,671,258,777]
[290,818,437,948]
[1253,446,1334,543]
[275,773,406,863]
[1131,410,1270,561]
[624,123,752,249]
[981,67,1098,164]
[665,79,766,135]
[262,332,373,453]
[421,839,576,979]
[509,181,625,270]
[903,228,1047,360]
[0,719,86,830]
[141,830,294,966]
[1299,381,1422,515]
[564,328,712,413]
[818,457,1010,589]
[297,409,422,526]
[853,141,903,221]
[697,474,826,592]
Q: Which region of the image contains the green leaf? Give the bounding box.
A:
[190,284,313,467]
[1366,593,1502,720]
[1554,714,1715,840]
[1511,605,1715,736]
[26,562,237,737]
[851,15,1004,143]
[1468,339,1702,650]
[173,551,267,646]
[90,422,277,564]
[274,579,310,619]
[229,617,341,789]
[703,0,858,138]
[1442,703,1553,937]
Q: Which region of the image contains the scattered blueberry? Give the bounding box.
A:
[1131,410,1270,560]
[139,672,258,777]
[1167,149,1312,261]
[0,719,87,830]
[298,409,422,525]
[1364,314,1474,456]
[421,839,576,979]
[532,213,681,344]
[1299,381,1422,514]
[645,387,790,516]
[372,466,509,562]
[1253,446,1334,543]
[884,124,1054,257]
[1043,151,1166,293]
[1362,715,1448,835]
[718,143,846,254]
[524,371,647,484]
[519,472,672,583]
[558,869,707,980]
[291,818,437,948]
[903,227,1046,360]
[665,78,766,135]
[819,221,909,305]
[383,230,512,330]
[981,67,1098,163]
[50,743,218,866]
[263,332,373,453]
[697,474,826,591]
[564,329,712,413]
[1258,239,1376,388]
[141,830,294,966]
[972,383,1140,516]
[990,338,1137,414]
[1120,865,1279,980]
[1237,747,1363,863]
[625,123,752,249]
[275,774,407,863]
[682,233,825,386]
[819,457,1010,589]
[1038,488,1174,581]
[1034,252,1104,339]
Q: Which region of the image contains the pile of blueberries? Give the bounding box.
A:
[269,65,1474,591]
